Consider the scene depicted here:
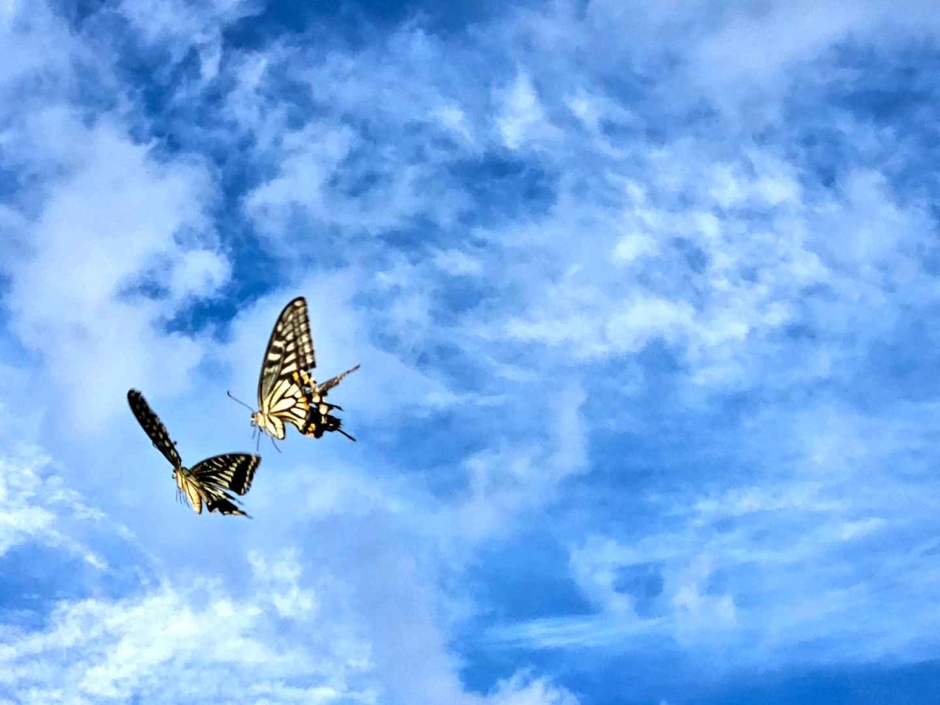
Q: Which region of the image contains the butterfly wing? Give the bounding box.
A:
[298,365,360,441]
[175,468,204,514]
[190,454,260,496]
[313,363,360,397]
[127,389,183,469]
[206,496,251,518]
[190,455,258,519]
[257,297,315,408]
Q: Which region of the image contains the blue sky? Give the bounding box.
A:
[2,0,940,703]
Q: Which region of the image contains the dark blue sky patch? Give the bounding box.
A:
[464,528,595,623]
[854,315,940,406]
[431,278,502,327]
[827,41,940,125]
[611,563,664,618]
[367,412,485,493]
[115,273,171,304]
[45,0,110,30]
[452,154,558,225]
[696,660,940,705]
[0,543,144,631]
[528,643,692,705]
[786,44,940,202]
[223,0,512,54]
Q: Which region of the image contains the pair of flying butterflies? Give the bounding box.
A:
[127,297,359,518]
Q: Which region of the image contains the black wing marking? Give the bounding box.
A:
[257,297,316,407]
[298,366,360,441]
[127,389,183,469]
[206,495,251,518]
[191,454,260,496]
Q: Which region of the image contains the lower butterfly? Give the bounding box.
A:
[127,389,260,518]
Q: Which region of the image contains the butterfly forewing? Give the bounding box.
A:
[127,389,183,469]
[257,297,315,407]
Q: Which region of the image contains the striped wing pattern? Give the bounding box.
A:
[127,389,183,469]
[260,372,312,440]
[191,454,259,496]
[176,469,204,515]
[257,297,315,405]
[176,469,252,517]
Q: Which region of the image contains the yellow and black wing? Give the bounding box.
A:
[175,469,205,515]
[190,453,259,496]
[191,453,260,519]
[127,389,183,469]
[258,297,315,408]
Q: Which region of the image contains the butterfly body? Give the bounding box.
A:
[128,389,259,517]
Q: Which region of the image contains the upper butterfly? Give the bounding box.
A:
[232,296,359,444]
[127,389,259,517]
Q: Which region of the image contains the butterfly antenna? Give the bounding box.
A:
[226,390,255,412]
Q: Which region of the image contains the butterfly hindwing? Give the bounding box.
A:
[206,495,251,518]
[175,469,205,515]
[190,454,260,496]
[127,389,183,469]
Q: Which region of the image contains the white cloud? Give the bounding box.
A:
[2,113,226,431]
[450,382,588,541]
[433,103,475,145]
[0,566,376,703]
[495,398,940,665]
[434,248,484,277]
[489,672,579,705]
[496,71,558,150]
[0,443,105,567]
[119,0,262,82]
[611,231,658,265]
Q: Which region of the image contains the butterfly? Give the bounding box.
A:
[228,296,359,446]
[127,389,259,517]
